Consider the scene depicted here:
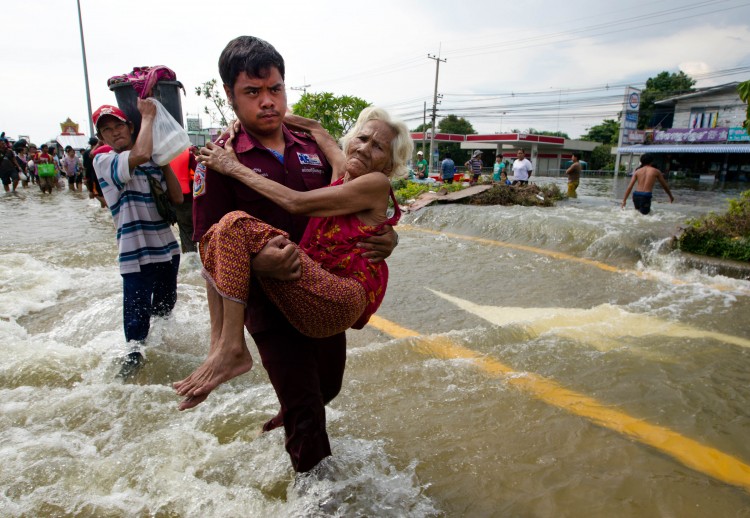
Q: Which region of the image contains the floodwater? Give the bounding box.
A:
[1,176,749,517]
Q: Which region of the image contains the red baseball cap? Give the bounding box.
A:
[93,105,129,129]
[91,144,113,157]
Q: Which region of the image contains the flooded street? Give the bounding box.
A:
[1,176,749,517]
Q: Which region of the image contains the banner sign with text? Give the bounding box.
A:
[728,127,750,142]
[653,127,729,144]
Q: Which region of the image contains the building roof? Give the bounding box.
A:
[56,135,90,150]
[654,82,741,106]
[411,132,597,154]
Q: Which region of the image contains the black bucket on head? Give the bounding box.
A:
[109,80,184,137]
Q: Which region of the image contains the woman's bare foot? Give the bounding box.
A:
[173,343,253,410]
[178,394,209,411]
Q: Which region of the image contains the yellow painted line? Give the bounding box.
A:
[399,224,625,274]
[368,314,750,494]
[399,225,748,294]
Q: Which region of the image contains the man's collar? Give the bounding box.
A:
[230,124,306,154]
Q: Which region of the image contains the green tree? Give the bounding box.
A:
[195,79,233,128]
[638,71,695,129]
[589,144,613,170]
[438,115,476,136]
[292,92,370,140]
[526,128,571,139]
[738,80,750,135]
[437,115,476,166]
[581,119,619,145]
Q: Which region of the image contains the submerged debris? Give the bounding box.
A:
[469,183,563,206]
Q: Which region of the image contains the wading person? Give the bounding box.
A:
[0,138,22,192]
[565,152,582,198]
[621,153,674,214]
[175,106,410,409]
[92,102,183,378]
[186,35,398,473]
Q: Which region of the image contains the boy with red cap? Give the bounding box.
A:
[92,99,184,378]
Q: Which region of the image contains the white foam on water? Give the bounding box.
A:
[285,438,438,517]
[0,370,439,517]
[0,253,80,320]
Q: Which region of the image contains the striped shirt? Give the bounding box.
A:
[468,158,482,176]
[94,150,179,274]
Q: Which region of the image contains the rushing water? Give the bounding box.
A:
[1,176,749,517]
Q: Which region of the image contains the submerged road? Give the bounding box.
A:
[366,226,750,494]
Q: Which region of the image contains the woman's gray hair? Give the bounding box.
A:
[340,107,413,179]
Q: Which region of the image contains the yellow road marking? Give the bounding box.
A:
[367,314,750,494]
[399,225,748,294]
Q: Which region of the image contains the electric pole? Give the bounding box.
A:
[76,0,94,137]
[428,53,446,176]
[291,83,311,97]
[422,101,427,155]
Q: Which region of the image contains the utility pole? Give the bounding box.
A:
[76,0,94,137]
[422,101,426,154]
[290,84,311,95]
[428,53,446,176]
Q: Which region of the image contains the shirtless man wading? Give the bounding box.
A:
[621,153,674,215]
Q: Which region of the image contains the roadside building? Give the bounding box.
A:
[409,130,598,178]
[616,82,750,180]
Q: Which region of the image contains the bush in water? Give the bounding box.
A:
[678,190,750,262]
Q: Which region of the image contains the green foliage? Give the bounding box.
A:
[292,92,370,140]
[434,115,477,165]
[678,190,750,261]
[638,71,696,129]
[526,128,571,139]
[589,144,613,170]
[581,119,619,145]
[439,115,477,135]
[392,180,462,205]
[737,80,750,135]
[195,79,233,128]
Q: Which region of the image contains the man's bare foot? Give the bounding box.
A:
[173,344,253,409]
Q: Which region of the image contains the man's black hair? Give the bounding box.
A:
[88,137,98,146]
[640,153,654,165]
[444,152,452,159]
[218,36,285,90]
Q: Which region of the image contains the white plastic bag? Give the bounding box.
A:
[19,172,28,181]
[150,98,190,166]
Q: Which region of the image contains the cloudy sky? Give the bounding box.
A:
[5,0,750,145]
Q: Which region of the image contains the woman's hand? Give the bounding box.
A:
[358,225,398,263]
[283,112,322,133]
[198,120,243,176]
[198,141,238,176]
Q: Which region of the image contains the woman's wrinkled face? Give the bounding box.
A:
[344,120,395,179]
